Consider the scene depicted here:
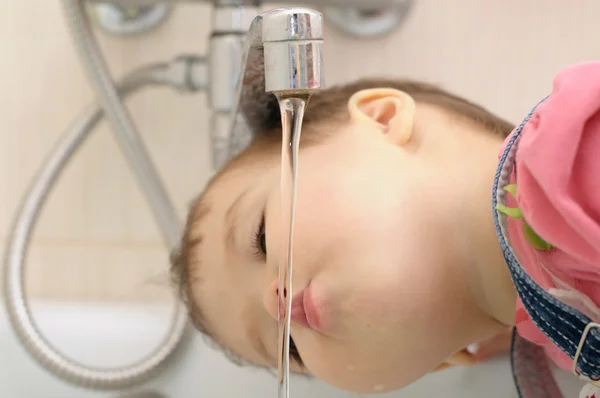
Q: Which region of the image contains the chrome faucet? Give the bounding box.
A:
[209,6,325,169]
[226,8,325,164]
[91,1,412,169]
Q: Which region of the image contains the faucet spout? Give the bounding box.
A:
[226,8,325,164]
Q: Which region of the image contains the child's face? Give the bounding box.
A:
[188,90,504,393]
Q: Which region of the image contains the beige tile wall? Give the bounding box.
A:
[1,0,598,302]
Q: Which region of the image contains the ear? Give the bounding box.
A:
[348,88,416,146]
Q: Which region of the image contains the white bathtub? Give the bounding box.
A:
[0,301,584,398]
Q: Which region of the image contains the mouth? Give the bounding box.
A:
[279,283,322,332]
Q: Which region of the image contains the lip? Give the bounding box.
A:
[279,284,321,332]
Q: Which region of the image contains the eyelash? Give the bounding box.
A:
[252,213,267,258]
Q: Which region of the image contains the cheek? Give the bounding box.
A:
[293,168,420,283]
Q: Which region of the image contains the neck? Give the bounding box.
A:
[421,107,518,347]
[459,133,517,330]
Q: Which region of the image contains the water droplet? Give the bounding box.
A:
[467,343,479,355]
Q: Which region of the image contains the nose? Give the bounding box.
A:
[262,279,291,322]
[262,279,311,328]
[262,279,280,322]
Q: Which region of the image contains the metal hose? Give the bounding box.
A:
[3,63,194,390]
[62,0,181,247]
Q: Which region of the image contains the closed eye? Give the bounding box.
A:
[252,214,267,258]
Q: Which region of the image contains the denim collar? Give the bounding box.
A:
[492,97,600,396]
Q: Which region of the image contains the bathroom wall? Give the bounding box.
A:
[1,0,599,303]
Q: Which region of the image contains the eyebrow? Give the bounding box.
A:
[191,188,273,366]
[224,187,252,251]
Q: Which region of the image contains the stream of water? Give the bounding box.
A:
[276,92,311,398]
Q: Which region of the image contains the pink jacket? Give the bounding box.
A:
[501,62,600,371]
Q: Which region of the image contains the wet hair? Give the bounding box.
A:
[169,78,515,358]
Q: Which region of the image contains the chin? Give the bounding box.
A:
[304,346,429,395]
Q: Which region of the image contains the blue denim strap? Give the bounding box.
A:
[492,98,600,389]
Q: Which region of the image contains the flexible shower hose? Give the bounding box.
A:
[2,58,205,389]
[62,0,182,247]
[7,0,198,388]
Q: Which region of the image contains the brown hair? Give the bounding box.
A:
[170,78,514,352]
